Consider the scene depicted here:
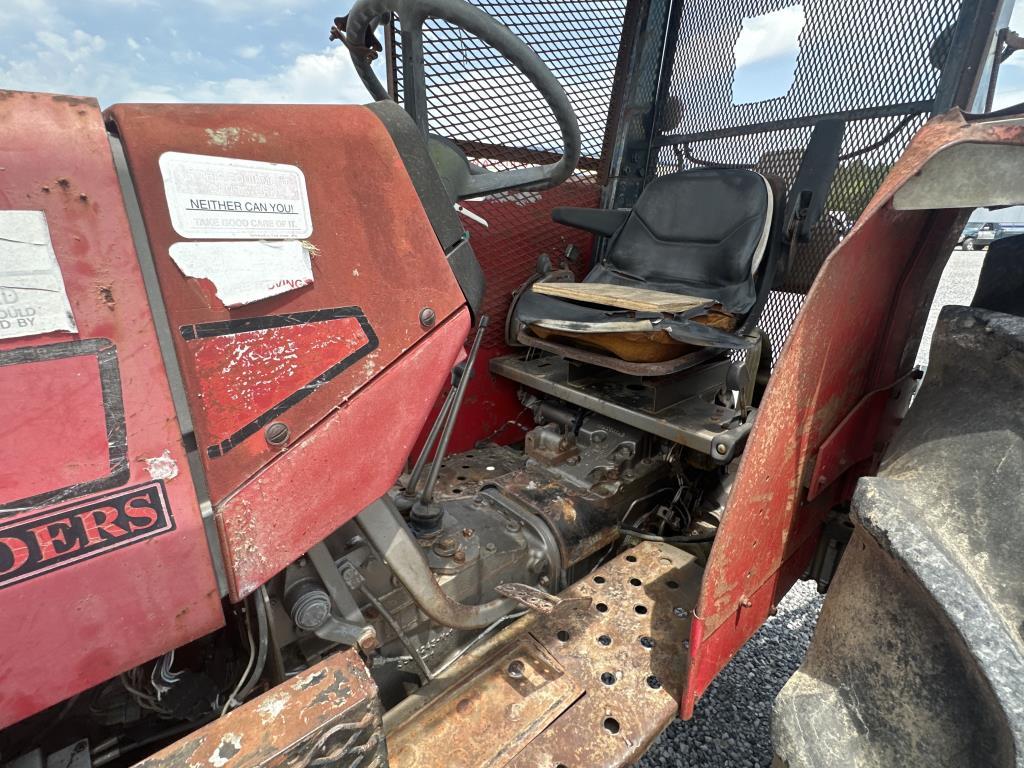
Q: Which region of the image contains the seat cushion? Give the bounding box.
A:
[592,169,773,315]
[508,168,776,367]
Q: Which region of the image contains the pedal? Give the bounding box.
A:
[495,582,592,616]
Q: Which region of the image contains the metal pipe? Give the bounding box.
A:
[355,498,515,630]
[420,316,489,504]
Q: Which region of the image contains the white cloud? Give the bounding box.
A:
[992,85,1024,111]
[35,29,106,62]
[0,29,376,107]
[190,0,313,19]
[0,0,58,25]
[236,45,264,60]
[733,5,806,69]
[127,36,141,51]
[189,45,375,104]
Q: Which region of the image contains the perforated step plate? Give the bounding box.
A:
[387,542,701,768]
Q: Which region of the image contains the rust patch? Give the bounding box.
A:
[388,543,701,768]
[134,649,384,768]
[50,94,100,108]
[98,285,115,310]
[389,636,580,768]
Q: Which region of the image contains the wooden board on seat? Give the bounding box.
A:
[531,281,714,313]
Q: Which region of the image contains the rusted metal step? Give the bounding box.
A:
[386,541,702,768]
[133,649,384,768]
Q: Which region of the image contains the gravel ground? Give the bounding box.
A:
[637,249,985,767]
[638,581,824,768]
[916,248,986,369]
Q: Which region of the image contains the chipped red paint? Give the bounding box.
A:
[681,110,1024,717]
[182,314,372,453]
[218,308,471,599]
[0,91,223,728]
[106,103,468,599]
[106,103,467,505]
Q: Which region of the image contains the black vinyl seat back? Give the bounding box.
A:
[587,169,775,315]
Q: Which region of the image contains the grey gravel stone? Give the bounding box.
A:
[639,580,824,768]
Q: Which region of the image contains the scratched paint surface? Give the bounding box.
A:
[108,103,467,506]
[135,649,384,768]
[0,91,223,728]
[218,309,470,599]
[0,354,109,504]
[682,110,1024,717]
[186,317,368,444]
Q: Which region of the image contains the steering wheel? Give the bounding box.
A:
[339,0,581,200]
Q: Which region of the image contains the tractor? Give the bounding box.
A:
[0,0,1021,765]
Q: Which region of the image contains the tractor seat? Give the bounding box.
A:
[508,168,785,375]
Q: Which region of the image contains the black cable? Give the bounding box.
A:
[837,113,917,160]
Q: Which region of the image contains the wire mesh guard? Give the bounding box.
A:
[658,0,966,359]
[391,0,628,349]
[391,0,967,361]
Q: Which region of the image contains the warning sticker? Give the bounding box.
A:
[159,152,313,240]
[169,240,314,307]
[0,210,77,341]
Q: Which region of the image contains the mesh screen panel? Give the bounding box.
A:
[658,0,964,359]
[392,0,628,349]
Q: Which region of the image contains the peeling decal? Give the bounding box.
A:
[169,240,313,307]
[0,210,77,340]
[145,450,179,481]
[159,152,313,240]
[0,481,174,590]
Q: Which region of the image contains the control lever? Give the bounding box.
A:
[403,317,489,536]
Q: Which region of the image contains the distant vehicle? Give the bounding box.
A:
[958,221,983,249]
[960,221,1023,250]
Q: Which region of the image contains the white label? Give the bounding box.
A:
[159,152,313,240]
[0,210,77,340]
[169,240,314,307]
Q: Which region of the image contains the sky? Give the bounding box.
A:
[3,0,1024,111]
[0,0,374,105]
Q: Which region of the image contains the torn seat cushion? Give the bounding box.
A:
[512,169,775,362]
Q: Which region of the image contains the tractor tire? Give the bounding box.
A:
[772,255,1024,766]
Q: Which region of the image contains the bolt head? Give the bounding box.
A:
[715,443,728,456]
[265,421,290,446]
[673,606,689,618]
[419,307,436,328]
[506,659,525,679]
